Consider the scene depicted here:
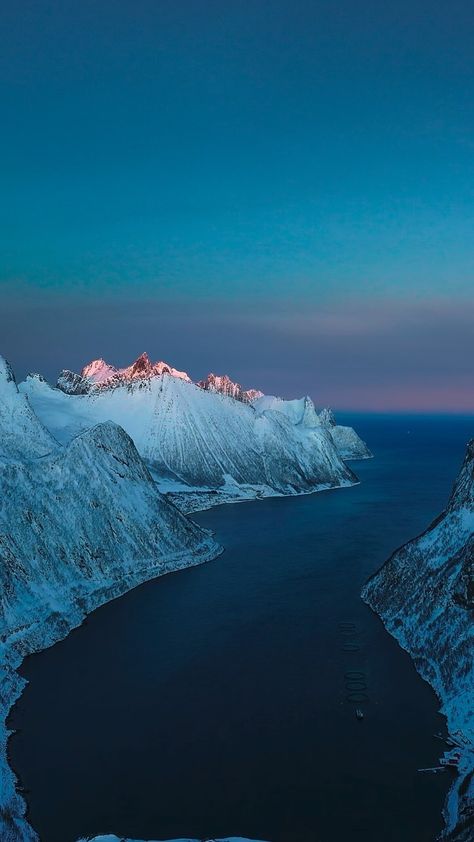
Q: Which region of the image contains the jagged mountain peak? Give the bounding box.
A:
[81,357,118,381]
[58,353,191,394]
[198,371,263,403]
[130,351,151,371]
[57,354,262,402]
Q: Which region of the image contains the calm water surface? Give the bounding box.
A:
[9,415,473,842]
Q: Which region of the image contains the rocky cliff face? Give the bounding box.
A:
[253,395,372,461]
[318,406,372,460]
[362,441,474,840]
[0,356,221,842]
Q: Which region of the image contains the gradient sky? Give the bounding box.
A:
[1,1,473,410]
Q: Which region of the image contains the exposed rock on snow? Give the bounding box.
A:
[318,407,336,427]
[58,355,260,405]
[362,441,474,840]
[198,372,263,403]
[253,395,372,461]
[22,370,358,503]
[0,356,221,842]
[57,352,191,395]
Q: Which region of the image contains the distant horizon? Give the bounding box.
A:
[2,2,474,415]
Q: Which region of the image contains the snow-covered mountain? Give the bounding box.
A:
[253,395,372,460]
[362,442,474,840]
[0,356,221,842]
[22,362,358,504]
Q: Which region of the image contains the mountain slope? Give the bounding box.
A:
[21,372,357,500]
[0,357,221,842]
[253,395,372,460]
[362,441,474,840]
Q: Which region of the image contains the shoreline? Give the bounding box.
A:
[361,598,474,841]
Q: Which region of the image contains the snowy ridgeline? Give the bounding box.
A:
[362,442,474,841]
[0,352,370,842]
[21,353,371,509]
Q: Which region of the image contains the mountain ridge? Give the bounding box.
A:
[23,359,361,504]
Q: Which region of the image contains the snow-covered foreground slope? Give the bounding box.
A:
[253,396,372,460]
[21,372,357,503]
[0,357,221,842]
[362,441,474,841]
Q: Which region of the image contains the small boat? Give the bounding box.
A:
[355,708,364,720]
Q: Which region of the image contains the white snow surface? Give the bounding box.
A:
[362,440,474,839]
[0,356,221,842]
[21,373,357,499]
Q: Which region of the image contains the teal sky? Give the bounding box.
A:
[1,1,473,409]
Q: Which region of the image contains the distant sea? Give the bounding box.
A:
[9,413,473,842]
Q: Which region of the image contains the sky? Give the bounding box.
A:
[1,0,473,411]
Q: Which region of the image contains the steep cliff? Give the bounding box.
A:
[362,441,474,839]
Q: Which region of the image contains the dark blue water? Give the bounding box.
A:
[9,415,473,842]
